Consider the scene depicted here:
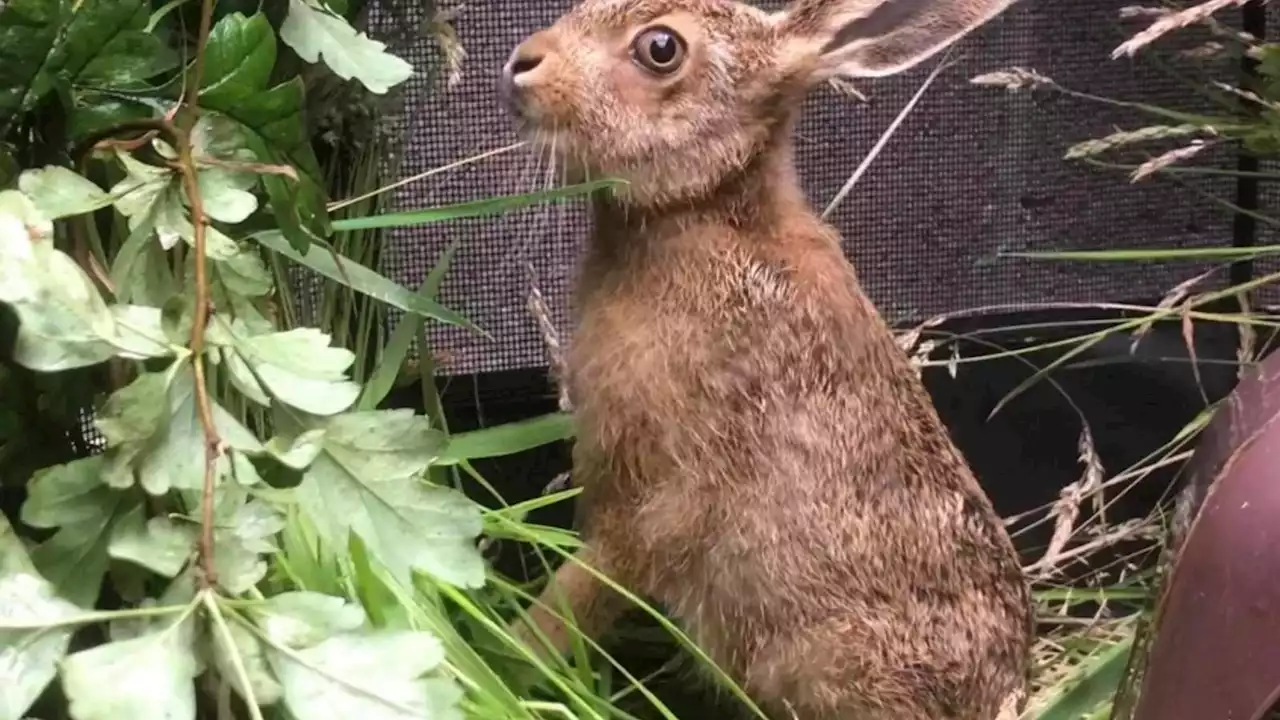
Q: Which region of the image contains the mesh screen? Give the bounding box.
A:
[369,0,1241,377]
[1254,4,1280,307]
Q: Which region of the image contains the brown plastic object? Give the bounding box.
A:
[1133,352,1280,720]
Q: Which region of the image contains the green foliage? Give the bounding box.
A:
[0,2,619,719]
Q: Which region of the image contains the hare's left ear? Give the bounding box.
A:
[775,0,1018,82]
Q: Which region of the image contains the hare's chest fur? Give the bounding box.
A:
[565,241,1029,692]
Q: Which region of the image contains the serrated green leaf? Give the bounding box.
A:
[108,151,242,259]
[19,456,137,607]
[264,429,327,470]
[268,630,463,720]
[18,166,114,219]
[100,365,266,494]
[295,410,485,588]
[254,231,476,330]
[280,0,413,94]
[0,201,116,369]
[95,370,167,445]
[107,509,194,578]
[199,12,330,253]
[0,191,174,370]
[198,487,279,593]
[189,113,261,225]
[0,514,81,720]
[21,456,113,528]
[60,616,200,720]
[253,591,367,649]
[28,492,136,608]
[108,204,176,307]
[210,319,361,416]
[215,246,273,297]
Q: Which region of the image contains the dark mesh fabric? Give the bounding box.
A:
[1254,4,1280,307]
[369,0,1239,376]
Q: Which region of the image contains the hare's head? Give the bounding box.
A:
[500,0,1017,207]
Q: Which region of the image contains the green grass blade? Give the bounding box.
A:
[357,243,461,411]
[1034,637,1133,720]
[1002,245,1280,262]
[436,413,576,465]
[331,179,623,231]
[254,230,480,332]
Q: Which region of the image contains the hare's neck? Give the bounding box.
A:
[587,142,809,259]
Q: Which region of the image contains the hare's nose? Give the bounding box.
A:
[501,32,556,110]
[507,51,543,77]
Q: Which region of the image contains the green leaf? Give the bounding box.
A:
[201,9,277,108]
[18,166,114,219]
[55,0,177,88]
[294,410,486,588]
[253,591,367,649]
[436,413,575,465]
[204,491,284,593]
[264,429,327,470]
[21,456,114,528]
[201,12,330,252]
[107,508,194,579]
[0,0,68,135]
[208,319,361,416]
[0,514,81,720]
[108,151,242,259]
[254,231,477,331]
[99,365,266,494]
[185,115,263,226]
[60,616,200,720]
[330,180,623,232]
[0,0,178,135]
[268,629,463,720]
[280,0,413,94]
[20,456,137,607]
[0,193,117,369]
[95,370,168,445]
[29,493,136,608]
[66,93,161,145]
[0,189,174,370]
[109,209,176,307]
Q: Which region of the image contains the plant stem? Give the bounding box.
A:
[179,0,220,590]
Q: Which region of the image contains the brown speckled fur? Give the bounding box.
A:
[504,1,1032,718]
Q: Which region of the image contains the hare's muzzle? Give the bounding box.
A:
[500,32,555,118]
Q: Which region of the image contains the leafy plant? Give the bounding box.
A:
[0,2,614,719]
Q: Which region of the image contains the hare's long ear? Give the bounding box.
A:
[775,0,1018,82]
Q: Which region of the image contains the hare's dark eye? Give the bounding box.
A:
[632,27,686,75]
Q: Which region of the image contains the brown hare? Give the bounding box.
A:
[499,0,1033,717]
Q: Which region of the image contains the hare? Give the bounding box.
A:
[499,0,1033,718]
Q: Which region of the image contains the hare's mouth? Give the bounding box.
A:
[520,128,592,174]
